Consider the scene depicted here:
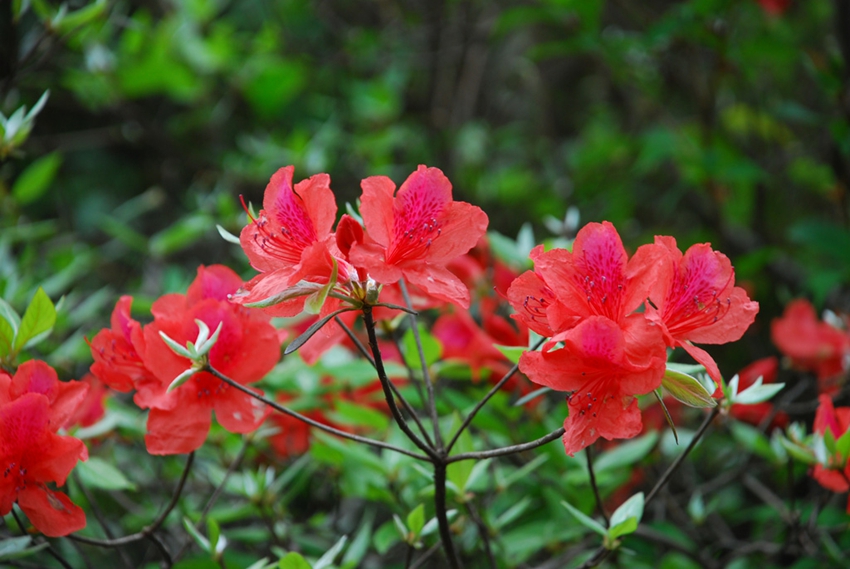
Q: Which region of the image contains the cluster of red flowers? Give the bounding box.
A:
[506,222,759,456]
[0,361,90,536]
[772,299,850,393]
[812,395,850,512]
[90,265,281,455]
[232,164,488,316]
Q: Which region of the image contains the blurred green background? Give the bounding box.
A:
[2,0,849,375]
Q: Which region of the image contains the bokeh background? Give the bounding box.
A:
[1,0,848,376]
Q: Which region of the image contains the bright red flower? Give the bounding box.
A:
[127,265,282,455]
[350,165,488,308]
[508,222,663,336]
[771,299,849,385]
[729,357,787,429]
[0,363,89,536]
[519,315,666,455]
[0,360,89,432]
[812,395,850,511]
[434,310,511,382]
[645,237,759,385]
[89,295,152,392]
[757,0,790,16]
[234,166,351,317]
[63,374,108,430]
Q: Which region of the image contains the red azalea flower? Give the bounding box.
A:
[757,0,790,16]
[433,310,510,382]
[89,295,153,392]
[507,222,662,336]
[771,299,849,385]
[132,265,281,455]
[519,315,666,455]
[812,395,850,511]
[0,364,89,536]
[350,165,488,308]
[63,374,108,430]
[645,237,759,385]
[729,357,787,429]
[0,360,89,432]
[234,166,351,317]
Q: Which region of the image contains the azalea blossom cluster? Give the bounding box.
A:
[0,361,90,536]
[90,265,281,455]
[506,222,759,455]
[772,299,850,393]
[232,164,488,318]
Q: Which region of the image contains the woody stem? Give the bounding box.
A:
[361,306,440,461]
[205,365,431,461]
[399,279,445,450]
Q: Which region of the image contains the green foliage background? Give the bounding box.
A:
[2,0,850,567]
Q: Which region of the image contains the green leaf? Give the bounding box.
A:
[836,428,850,461]
[284,308,353,355]
[607,492,644,540]
[341,511,373,566]
[314,535,347,569]
[407,504,425,538]
[594,431,659,473]
[183,517,211,553]
[777,434,816,465]
[729,422,777,462]
[278,552,312,569]
[447,415,475,496]
[401,324,442,369]
[0,299,21,333]
[393,514,408,540]
[52,0,107,35]
[327,399,389,431]
[662,367,717,408]
[0,316,15,360]
[373,520,400,554]
[421,509,457,537]
[733,379,785,405]
[0,537,48,561]
[0,537,32,559]
[75,456,137,491]
[12,152,62,204]
[561,500,606,536]
[495,344,526,364]
[243,281,323,309]
[304,258,338,315]
[216,224,242,244]
[14,287,55,352]
[207,518,221,552]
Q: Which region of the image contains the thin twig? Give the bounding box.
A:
[409,543,441,569]
[447,427,564,462]
[447,338,545,453]
[586,445,609,525]
[464,501,497,569]
[205,365,431,462]
[72,471,135,569]
[578,406,721,569]
[361,306,439,460]
[399,279,444,450]
[11,508,73,569]
[173,437,251,563]
[70,453,195,547]
[335,315,435,447]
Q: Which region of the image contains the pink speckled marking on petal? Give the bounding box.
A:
[570,222,628,322]
[661,244,733,336]
[386,166,451,264]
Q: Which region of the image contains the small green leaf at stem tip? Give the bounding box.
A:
[194,319,211,347]
[13,287,56,353]
[407,504,425,538]
[216,224,242,244]
[609,492,644,533]
[732,377,785,405]
[167,367,199,392]
[159,330,193,359]
[284,308,353,355]
[370,302,418,315]
[195,321,223,358]
[243,281,323,308]
[495,344,526,365]
[661,367,717,408]
[305,257,338,315]
[561,500,606,536]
